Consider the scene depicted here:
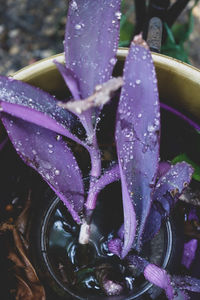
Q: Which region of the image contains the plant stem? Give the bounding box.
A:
[85,164,120,211]
[78,165,121,245]
[78,117,102,244]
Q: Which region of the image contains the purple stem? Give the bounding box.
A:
[85,164,120,211]
[161,103,200,132]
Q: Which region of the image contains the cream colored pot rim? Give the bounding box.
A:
[13,47,200,83]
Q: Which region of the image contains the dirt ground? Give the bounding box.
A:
[0,0,200,76]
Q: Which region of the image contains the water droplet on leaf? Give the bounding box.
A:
[115,11,122,20]
[75,24,82,30]
[136,79,141,85]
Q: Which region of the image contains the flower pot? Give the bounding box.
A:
[12,49,200,299]
[31,185,177,300]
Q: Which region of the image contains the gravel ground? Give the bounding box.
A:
[0,0,68,75]
[0,0,200,76]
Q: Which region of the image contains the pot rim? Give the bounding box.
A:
[13,48,200,83]
[12,48,200,123]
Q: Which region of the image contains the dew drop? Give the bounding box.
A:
[136,79,141,85]
[75,24,81,30]
[109,58,116,65]
[46,173,50,180]
[55,169,60,176]
[142,145,148,153]
[115,11,122,20]
[56,135,61,141]
[156,112,160,118]
[138,113,142,118]
[71,0,78,10]
[147,124,155,132]
[41,160,51,170]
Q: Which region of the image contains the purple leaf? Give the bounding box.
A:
[143,162,193,243]
[144,264,174,299]
[65,0,121,99]
[182,239,198,269]
[144,264,200,299]
[0,76,85,146]
[153,162,194,214]
[118,164,137,258]
[173,275,200,293]
[157,161,171,178]
[141,206,162,243]
[115,43,160,252]
[54,61,81,100]
[2,115,84,224]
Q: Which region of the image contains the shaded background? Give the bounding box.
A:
[0,0,200,76]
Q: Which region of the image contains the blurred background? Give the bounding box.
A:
[0,0,200,76]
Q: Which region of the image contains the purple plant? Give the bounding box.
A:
[0,0,200,299]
